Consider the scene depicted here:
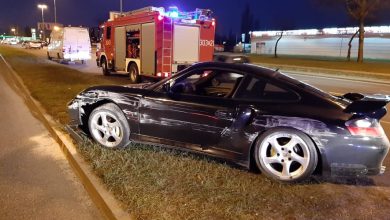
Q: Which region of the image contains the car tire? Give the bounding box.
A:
[88,103,130,149]
[101,58,110,76]
[128,63,140,84]
[254,128,318,182]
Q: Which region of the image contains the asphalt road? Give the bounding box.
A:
[0,55,102,219]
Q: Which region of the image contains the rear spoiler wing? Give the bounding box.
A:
[343,93,390,117]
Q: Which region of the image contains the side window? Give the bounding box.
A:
[170,70,244,98]
[235,77,299,101]
[106,26,112,40]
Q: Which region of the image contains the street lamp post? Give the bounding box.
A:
[37,4,47,41]
[120,0,123,14]
[54,0,57,24]
[11,28,16,36]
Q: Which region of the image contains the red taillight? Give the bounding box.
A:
[346,118,383,137]
[347,126,382,137]
[164,72,170,78]
[157,72,162,77]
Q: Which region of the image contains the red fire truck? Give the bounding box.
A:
[96,6,216,83]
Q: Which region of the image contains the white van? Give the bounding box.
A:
[48,27,91,63]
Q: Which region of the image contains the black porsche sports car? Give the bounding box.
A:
[68,62,390,182]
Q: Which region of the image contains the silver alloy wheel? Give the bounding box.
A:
[90,111,123,148]
[259,132,310,180]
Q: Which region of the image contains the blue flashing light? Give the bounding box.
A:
[167,6,179,18]
[169,11,179,18]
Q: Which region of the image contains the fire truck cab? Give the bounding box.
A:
[97,6,216,83]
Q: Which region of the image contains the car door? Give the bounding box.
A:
[138,68,246,155]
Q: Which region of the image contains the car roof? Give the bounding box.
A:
[185,62,336,99]
[188,62,280,79]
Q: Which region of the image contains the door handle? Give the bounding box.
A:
[215,110,233,118]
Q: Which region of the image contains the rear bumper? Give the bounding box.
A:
[321,135,390,177]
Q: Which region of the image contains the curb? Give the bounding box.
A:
[255,62,390,85]
[0,54,132,220]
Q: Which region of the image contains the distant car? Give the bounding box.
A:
[213,52,250,64]
[40,41,49,47]
[21,41,30,48]
[27,41,43,49]
[9,38,18,45]
[68,62,389,183]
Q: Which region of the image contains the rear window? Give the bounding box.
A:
[235,77,299,102]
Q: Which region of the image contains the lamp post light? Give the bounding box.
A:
[54,0,57,24]
[120,0,123,15]
[11,28,16,36]
[37,4,48,41]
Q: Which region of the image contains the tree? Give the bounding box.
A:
[345,0,380,63]
[272,18,295,58]
[347,30,359,61]
[314,0,390,62]
[240,2,254,44]
[274,32,283,58]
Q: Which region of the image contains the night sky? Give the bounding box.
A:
[1,0,390,35]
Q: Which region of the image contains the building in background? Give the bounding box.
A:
[250,26,390,60]
[37,22,63,41]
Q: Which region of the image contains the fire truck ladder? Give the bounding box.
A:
[162,18,173,73]
[123,6,164,16]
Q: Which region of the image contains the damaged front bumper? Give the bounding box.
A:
[68,98,83,126]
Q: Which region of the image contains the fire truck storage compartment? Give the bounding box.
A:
[114,26,126,70]
[141,23,156,75]
[173,25,200,64]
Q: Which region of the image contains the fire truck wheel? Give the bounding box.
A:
[129,63,140,84]
[101,58,110,76]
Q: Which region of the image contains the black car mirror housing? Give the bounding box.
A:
[162,83,171,93]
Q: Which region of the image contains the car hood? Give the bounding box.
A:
[80,83,154,98]
[124,82,154,89]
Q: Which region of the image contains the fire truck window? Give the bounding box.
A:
[126,30,140,59]
[106,27,111,40]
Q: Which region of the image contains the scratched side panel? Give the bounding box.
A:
[139,95,221,147]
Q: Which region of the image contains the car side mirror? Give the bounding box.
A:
[162,83,171,93]
[163,83,176,98]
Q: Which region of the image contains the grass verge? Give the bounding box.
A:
[0,46,127,124]
[249,54,390,78]
[2,45,390,219]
